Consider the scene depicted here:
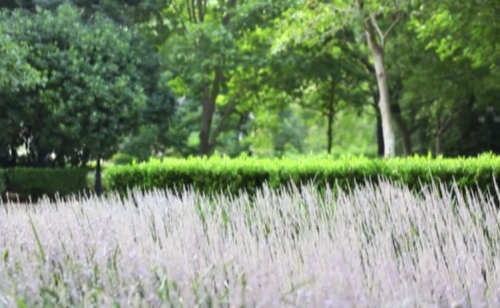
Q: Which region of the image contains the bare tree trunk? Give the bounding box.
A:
[360,2,401,158]
[369,47,395,157]
[392,104,412,156]
[371,93,385,157]
[327,105,334,154]
[327,80,335,154]
[390,79,412,156]
[376,111,384,157]
[200,87,216,156]
[94,154,102,197]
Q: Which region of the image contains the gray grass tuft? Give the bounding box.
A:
[1,180,499,307]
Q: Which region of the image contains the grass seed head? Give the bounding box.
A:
[0,179,498,307]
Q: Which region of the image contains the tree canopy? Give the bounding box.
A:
[0,3,176,168]
[2,0,500,164]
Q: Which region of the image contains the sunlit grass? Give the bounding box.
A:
[1,180,499,307]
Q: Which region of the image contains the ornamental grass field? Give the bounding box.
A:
[1,180,500,307]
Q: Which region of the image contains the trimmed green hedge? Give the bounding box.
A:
[104,154,500,197]
[2,154,500,203]
[2,167,91,201]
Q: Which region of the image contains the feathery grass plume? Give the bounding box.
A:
[0,179,499,307]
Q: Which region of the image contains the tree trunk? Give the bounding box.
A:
[435,110,455,156]
[209,92,243,150]
[390,79,412,156]
[327,80,335,154]
[197,0,237,156]
[372,97,385,157]
[392,103,412,156]
[370,51,395,157]
[371,92,385,157]
[435,133,442,156]
[200,88,216,156]
[376,113,384,157]
[94,154,102,197]
[327,105,334,154]
[361,6,398,158]
[199,68,223,156]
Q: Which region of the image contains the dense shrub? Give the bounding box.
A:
[3,167,91,201]
[104,153,500,198]
[110,152,137,166]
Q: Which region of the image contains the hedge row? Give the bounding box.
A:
[2,154,500,203]
[0,167,91,202]
[104,154,500,197]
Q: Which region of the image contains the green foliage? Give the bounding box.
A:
[3,167,90,201]
[411,0,500,69]
[0,31,43,92]
[104,154,500,198]
[110,153,137,166]
[158,0,298,155]
[2,0,500,162]
[119,126,162,162]
[0,3,176,168]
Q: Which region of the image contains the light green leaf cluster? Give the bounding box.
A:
[0,22,43,92]
[410,1,500,69]
[271,0,347,54]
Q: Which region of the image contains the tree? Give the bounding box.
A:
[265,41,371,154]
[0,21,45,165]
[0,0,35,10]
[0,4,176,173]
[356,0,409,157]
[410,0,500,69]
[160,0,295,156]
[394,1,500,156]
[273,0,423,157]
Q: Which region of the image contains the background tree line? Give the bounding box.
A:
[1,0,500,169]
